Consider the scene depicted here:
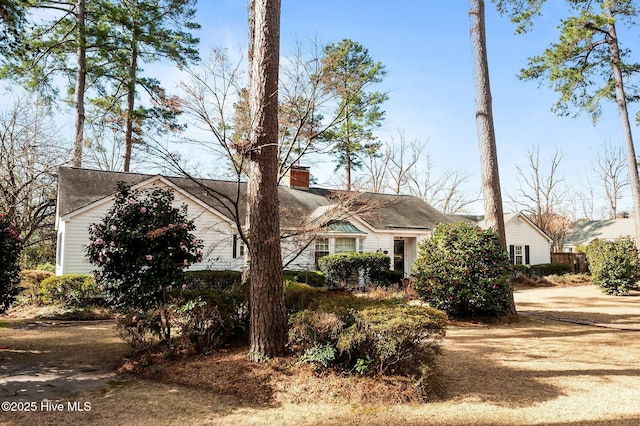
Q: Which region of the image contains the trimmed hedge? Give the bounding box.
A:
[184,269,326,290]
[318,252,391,288]
[283,270,325,287]
[39,274,101,306]
[512,263,572,277]
[184,270,243,290]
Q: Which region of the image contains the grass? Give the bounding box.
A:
[1,284,640,425]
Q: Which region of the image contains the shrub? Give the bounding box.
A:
[36,263,56,273]
[412,222,513,319]
[184,270,243,290]
[171,282,250,353]
[116,310,162,355]
[288,293,446,376]
[337,305,447,375]
[585,237,640,296]
[283,281,330,314]
[40,274,100,306]
[283,270,325,287]
[513,263,572,277]
[19,269,55,304]
[0,213,23,313]
[318,252,390,289]
[86,183,203,345]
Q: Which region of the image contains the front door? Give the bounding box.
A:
[394,239,405,276]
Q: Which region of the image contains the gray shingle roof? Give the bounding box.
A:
[57,167,452,231]
[564,219,636,247]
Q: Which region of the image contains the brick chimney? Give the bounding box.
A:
[284,165,310,190]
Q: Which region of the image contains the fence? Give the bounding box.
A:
[551,252,588,273]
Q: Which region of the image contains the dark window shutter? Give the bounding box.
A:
[233,234,237,258]
[525,245,530,265]
[509,245,515,264]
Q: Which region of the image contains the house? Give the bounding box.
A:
[455,212,552,265]
[55,166,454,277]
[562,218,637,252]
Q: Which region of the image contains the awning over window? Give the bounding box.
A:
[323,221,366,234]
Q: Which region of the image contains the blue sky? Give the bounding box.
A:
[177,1,640,216]
[22,1,627,216]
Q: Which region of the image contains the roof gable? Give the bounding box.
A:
[59,174,235,226]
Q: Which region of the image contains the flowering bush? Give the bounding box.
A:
[412,222,513,319]
[0,213,23,313]
[86,183,203,344]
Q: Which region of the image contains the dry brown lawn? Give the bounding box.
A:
[1,284,639,426]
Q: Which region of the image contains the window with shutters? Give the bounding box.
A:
[510,244,530,265]
[514,245,523,265]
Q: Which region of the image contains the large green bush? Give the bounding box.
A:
[412,222,513,318]
[0,213,23,313]
[585,237,640,296]
[39,274,100,306]
[86,183,203,344]
[318,252,390,288]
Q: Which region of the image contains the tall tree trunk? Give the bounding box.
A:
[123,36,138,172]
[247,0,286,361]
[469,0,506,247]
[345,107,351,191]
[72,0,86,168]
[606,15,640,247]
[469,0,514,314]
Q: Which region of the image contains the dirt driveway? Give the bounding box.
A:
[514,284,640,330]
[0,320,126,402]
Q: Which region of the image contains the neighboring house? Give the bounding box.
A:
[562,218,636,252]
[55,166,454,277]
[455,212,552,265]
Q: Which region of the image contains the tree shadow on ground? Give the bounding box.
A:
[0,320,127,402]
[520,310,640,330]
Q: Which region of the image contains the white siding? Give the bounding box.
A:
[282,239,315,271]
[361,233,394,255]
[58,181,245,275]
[505,217,551,265]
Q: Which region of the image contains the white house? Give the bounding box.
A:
[456,212,552,265]
[55,166,455,277]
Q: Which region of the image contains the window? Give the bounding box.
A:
[314,238,329,267]
[335,237,356,253]
[514,245,523,265]
[510,244,530,265]
[233,234,246,259]
[56,232,63,266]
